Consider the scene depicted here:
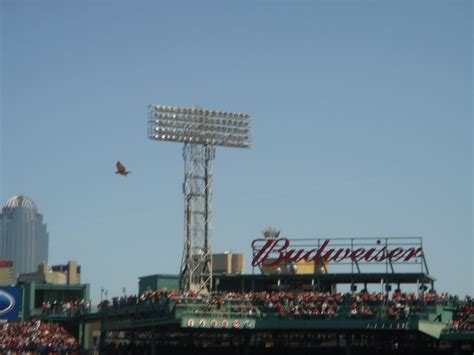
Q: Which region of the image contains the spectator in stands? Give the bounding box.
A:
[0,319,79,353]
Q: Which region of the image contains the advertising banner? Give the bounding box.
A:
[0,286,20,320]
[252,237,424,267]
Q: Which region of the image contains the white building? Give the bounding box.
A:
[0,195,49,276]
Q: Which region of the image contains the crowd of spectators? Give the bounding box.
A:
[94,289,452,321]
[36,289,472,326]
[98,292,171,311]
[385,290,436,320]
[445,296,474,333]
[41,300,91,317]
[4,289,469,353]
[0,319,79,353]
[172,289,448,320]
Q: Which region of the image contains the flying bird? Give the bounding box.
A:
[115,161,132,176]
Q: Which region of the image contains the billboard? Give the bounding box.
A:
[0,286,20,320]
[251,237,428,273]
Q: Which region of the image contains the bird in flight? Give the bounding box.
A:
[115,161,132,176]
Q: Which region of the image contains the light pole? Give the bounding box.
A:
[147,105,252,292]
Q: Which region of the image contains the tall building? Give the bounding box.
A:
[0,195,49,276]
[0,260,14,286]
[19,260,81,285]
[51,260,81,285]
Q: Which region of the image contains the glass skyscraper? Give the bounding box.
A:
[0,195,49,276]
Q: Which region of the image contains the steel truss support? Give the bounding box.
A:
[179,143,215,292]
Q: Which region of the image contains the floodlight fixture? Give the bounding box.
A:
[148,105,251,149]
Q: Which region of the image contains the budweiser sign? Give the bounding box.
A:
[251,238,423,267]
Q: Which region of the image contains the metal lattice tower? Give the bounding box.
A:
[181,144,214,292]
[147,105,251,292]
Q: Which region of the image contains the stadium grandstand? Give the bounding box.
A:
[15,279,472,354]
[1,237,472,354]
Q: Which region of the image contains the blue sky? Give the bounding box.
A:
[1,0,472,301]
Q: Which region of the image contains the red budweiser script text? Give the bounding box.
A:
[251,238,423,267]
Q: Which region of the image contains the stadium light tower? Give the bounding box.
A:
[147,104,252,292]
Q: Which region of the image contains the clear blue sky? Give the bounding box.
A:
[1,0,472,302]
